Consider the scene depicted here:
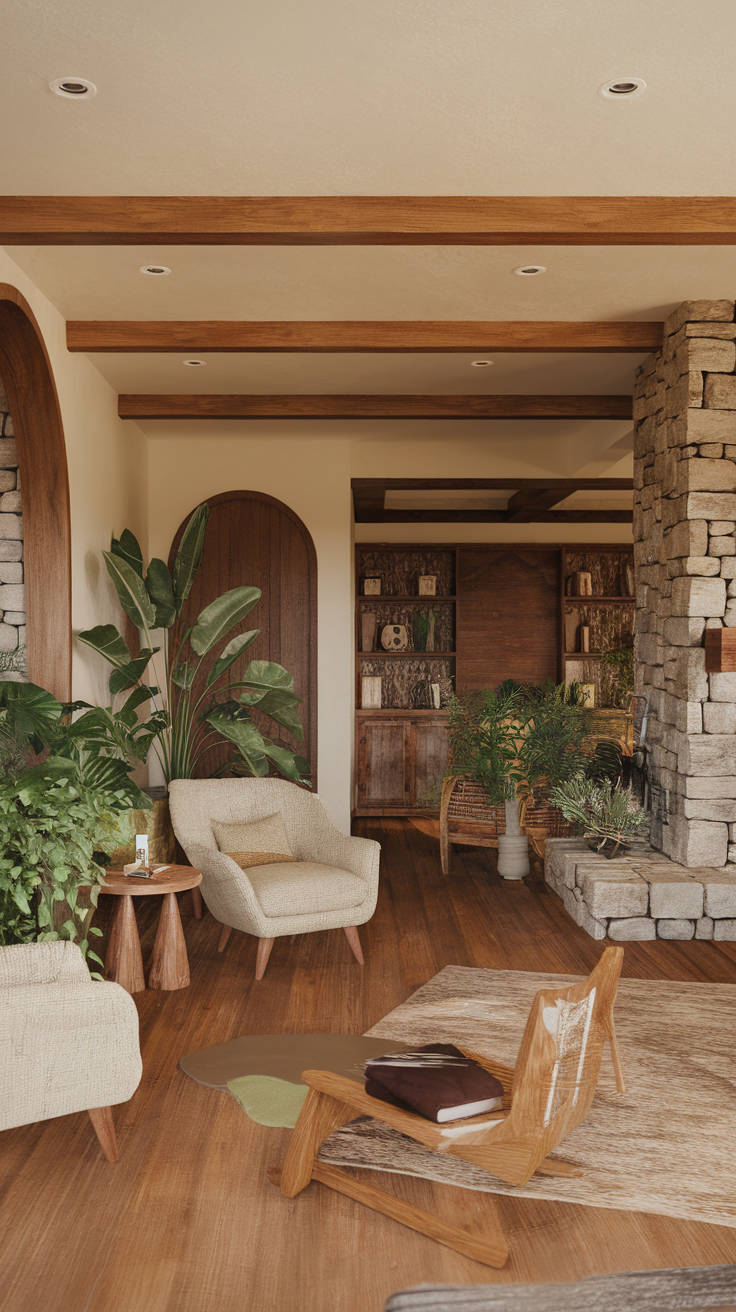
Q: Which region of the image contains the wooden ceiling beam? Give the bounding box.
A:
[351,477,633,524]
[5,196,736,244]
[118,393,633,420]
[365,509,633,523]
[69,321,661,354]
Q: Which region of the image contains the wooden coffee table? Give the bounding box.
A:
[100,865,202,994]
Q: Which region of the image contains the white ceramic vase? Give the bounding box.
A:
[497,834,530,880]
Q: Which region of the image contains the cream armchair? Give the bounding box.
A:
[0,941,142,1161]
[169,778,380,979]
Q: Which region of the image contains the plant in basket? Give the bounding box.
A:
[549,776,649,858]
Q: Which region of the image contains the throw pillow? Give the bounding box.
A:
[212,812,296,870]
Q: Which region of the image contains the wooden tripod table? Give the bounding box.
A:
[101,866,202,994]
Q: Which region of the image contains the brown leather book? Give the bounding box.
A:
[364,1043,503,1123]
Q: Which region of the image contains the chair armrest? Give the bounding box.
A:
[181,842,269,934]
[295,802,381,887]
[0,941,90,988]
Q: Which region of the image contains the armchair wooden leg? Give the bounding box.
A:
[88,1106,119,1163]
[255,936,275,980]
[343,925,364,966]
[191,885,203,919]
[217,924,233,953]
[605,1015,626,1094]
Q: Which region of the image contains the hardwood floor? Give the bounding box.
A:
[2,819,736,1312]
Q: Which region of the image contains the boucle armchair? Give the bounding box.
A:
[0,941,142,1162]
[169,778,380,979]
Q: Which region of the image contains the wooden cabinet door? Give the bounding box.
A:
[356,719,408,810]
[411,718,449,808]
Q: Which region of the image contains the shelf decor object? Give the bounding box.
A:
[361,676,382,709]
[381,624,409,651]
[363,577,381,595]
[418,575,437,595]
[574,570,593,596]
[360,611,377,653]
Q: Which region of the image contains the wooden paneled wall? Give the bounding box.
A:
[456,547,560,692]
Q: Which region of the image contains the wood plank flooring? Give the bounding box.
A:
[2,819,736,1312]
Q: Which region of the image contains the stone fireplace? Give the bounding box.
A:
[0,378,25,674]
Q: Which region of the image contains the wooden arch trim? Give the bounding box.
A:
[0,284,71,700]
[168,489,318,787]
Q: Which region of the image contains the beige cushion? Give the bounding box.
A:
[247,862,367,917]
[212,812,295,870]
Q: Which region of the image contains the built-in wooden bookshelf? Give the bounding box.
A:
[560,545,635,706]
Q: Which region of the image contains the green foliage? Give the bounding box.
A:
[78,506,309,785]
[600,646,635,709]
[549,776,649,849]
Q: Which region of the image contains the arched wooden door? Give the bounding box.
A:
[168,490,317,785]
[0,284,71,700]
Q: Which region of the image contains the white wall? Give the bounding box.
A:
[0,249,148,706]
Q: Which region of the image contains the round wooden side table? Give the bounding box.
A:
[100,865,202,994]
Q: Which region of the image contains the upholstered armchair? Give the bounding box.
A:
[0,941,142,1161]
[168,778,380,979]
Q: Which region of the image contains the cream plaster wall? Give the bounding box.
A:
[0,248,148,705]
[145,432,354,830]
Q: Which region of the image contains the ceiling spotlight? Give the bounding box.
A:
[514,265,546,276]
[182,359,207,367]
[140,265,171,276]
[470,359,493,368]
[49,77,97,99]
[600,77,646,99]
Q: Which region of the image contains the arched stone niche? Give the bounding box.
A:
[0,285,72,700]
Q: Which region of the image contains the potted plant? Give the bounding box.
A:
[77,504,310,858]
[549,776,649,858]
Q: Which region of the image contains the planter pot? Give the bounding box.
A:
[106,789,176,866]
[497,834,530,880]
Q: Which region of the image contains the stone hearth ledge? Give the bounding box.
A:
[545,837,736,941]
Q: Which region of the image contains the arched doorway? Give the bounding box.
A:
[0,284,71,700]
[169,490,318,785]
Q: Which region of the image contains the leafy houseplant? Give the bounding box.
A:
[78,504,309,785]
[549,776,649,858]
[600,646,634,709]
[0,681,152,962]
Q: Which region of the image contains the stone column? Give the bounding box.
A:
[633,299,736,868]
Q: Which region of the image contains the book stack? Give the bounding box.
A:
[364,1043,504,1123]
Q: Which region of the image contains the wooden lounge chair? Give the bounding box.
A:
[274,947,626,1269]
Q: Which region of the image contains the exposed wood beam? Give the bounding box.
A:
[351,477,633,524]
[118,393,634,420]
[5,196,736,244]
[69,321,661,354]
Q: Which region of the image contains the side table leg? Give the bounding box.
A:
[149,892,190,990]
[105,895,145,994]
[191,885,203,919]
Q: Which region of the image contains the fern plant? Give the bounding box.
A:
[549,776,648,854]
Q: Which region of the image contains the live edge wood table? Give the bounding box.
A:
[100,866,202,994]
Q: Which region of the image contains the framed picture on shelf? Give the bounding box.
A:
[363,578,381,595]
[418,575,437,595]
[361,676,382,708]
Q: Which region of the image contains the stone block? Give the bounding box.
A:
[0,491,21,513]
[687,735,736,775]
[645,869,704,917]
[0,440,17,469]
[0,624,18,652]
[0,563,22,584]
[702,702,736,735]
[680,555,720,576]
[688,492,736,520]
[720,559,736,578]
[700,870,736,916]
[710,521,735,535]
[557,883,607,940]
[695,916,715,939]
[687,338,736,373]
[700,445,724,459]
[0,541,21,561]
[4,612,25,625]
[686,410,736,445]
[662,616,704,646]
[578,870,649,919]
[0,584,25,612]
[670,575,725,617]
[607,917,657,941]
[709,672,736,700]
[677,457,736,493]
[685,775,736,798]
[664,520,708,559]
[664,301,735,336]
[709,536,736,556]
[661,815,728,866]
[668,648,709,700]
[714,919,736,939]
[704,375,736,409]
[0,471,14,493]
[0,515,22,541]
[657,919,695,940]
[544,839,589,891]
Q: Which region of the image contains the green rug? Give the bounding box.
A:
[227,1074,308,1128]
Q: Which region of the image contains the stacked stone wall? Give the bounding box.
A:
[0,380,25,673]
[633,299,736,867]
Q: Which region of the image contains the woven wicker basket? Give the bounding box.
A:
[521,798,573,858]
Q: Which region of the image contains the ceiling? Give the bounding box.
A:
[3,0,733,500]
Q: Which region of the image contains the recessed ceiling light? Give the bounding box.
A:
[470,359,493,368]
[49,77,97,99]
[600,77,646,99]
[182,359,207,367]
[140,265,171,276]
[514,265,546,277]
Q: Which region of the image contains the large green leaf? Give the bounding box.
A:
[206,710,269,776]
[190,587,261,656]
[262,743,306,783]
[0,681,63,742]
[206,629,260,688]
[145,558,177,629]
[239,687,303,741]
[240,660,296,695]
[102,551,157,629]
[74,755,151,809]
[172,504,210,615]
[77,624,131,669]
[108,649,159,695]
[110,529,144,578]
[171,660,195,691]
